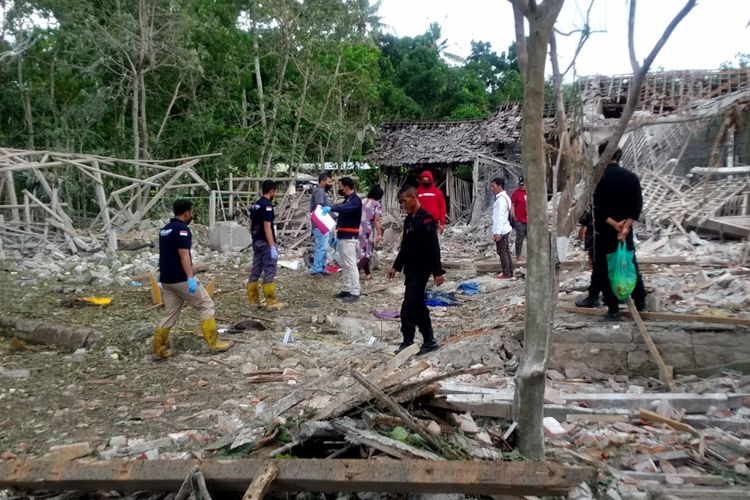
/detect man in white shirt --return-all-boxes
[491,177,513,279]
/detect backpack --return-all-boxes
[504,194,516,230]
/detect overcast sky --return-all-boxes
[378,0,750,76]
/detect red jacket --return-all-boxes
[416,171,446,226]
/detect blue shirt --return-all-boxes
[250,196,276,242]
[158,218,192,283]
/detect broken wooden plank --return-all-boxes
[242,461,278,500]
[639,408,700,435]
[351,369,465,459]
[431,391,745,417]
[314,361,429,421]
[618,471,727,486]
[558,305,750,327]
[331,418,444,460]
[0,459,595,496]
[628,298,678,391]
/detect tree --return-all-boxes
[509,0,697,460]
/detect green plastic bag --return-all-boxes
[606,241,637,300]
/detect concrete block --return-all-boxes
[209,222,252,252]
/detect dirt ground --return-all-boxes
[0,254,524,459]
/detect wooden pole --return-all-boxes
[627,298,678,391]
[209,190,217,228]
[3,171,20,221]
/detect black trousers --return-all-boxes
[400,271,435,345]
[591,243,646,312]
[495,235,513,277]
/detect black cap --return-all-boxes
[518,176,525,185]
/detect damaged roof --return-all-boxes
[366,105,524,167]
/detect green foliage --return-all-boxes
[1,1,525,182]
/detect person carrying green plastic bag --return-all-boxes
[607,241,637,300]
[589,141,647,321]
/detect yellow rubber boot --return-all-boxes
[246,281,261,307]
[262,282,285,310]
[200,317,233,353]
[152,327,172,360]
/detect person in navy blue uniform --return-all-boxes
[387,187,445,355]
[323,176,362,302]
[152,199,233,359]
[247,180,284,309]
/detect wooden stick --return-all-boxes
[627,298,678,391]
[350,369,465,459]
[241,462,279,500]
[639,408,699,435]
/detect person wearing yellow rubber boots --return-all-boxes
[247,180,284,309]
[152,199,233,359]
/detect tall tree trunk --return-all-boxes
[17,56,35,150]
[261,35,292,176]
[510,0,564,461]
[252,20,267,129]
[290,65,311,166]
[132,76,140,160]
[139,72,150,158]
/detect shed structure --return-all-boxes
[367,105,526,225]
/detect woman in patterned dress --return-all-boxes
[357,185,384,280]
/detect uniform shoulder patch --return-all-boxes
[422,217,434,224]
[266,206,273,211]
[160,228,173,236]
[179,230,189,237]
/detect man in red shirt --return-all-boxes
[510,176,528,262]
[416,170,447,233]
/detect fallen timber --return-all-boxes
[0,458,595,496]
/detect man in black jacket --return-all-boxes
[591,142,647,320]
[388,187,445,354]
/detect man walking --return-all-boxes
[152,199,233,359]
[510,176,528,262]
[591,142,647,320]
[491,177,513,279]
[388,187,444,355]
[416,170,447,234]
[324,176,362,302]
[310,172,333,277]
[247,180,284,309]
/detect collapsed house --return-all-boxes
[367,68,750,238]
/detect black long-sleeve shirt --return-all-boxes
[592,162,643,254]
[330,193,362,239]
[393,208,444,277]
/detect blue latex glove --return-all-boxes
[270,245,279,261]
[321,206,331,216]
[187,276,198,294]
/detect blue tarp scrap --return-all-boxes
[424,290,460,307]
[457,281,480,295]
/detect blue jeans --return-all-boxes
[311,227,329,274]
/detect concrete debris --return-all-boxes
[0,164,749,499]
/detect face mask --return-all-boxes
[338,189,345,196]
[421,180,431,187]
[185,216,193,225]
[325,184,332,192]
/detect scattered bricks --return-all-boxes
[543,417,567,437]
[44,442,91,462]
[450,413,479,434]
[475,432,493,447]
[0,367,30,380]
[427,421,441,435]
